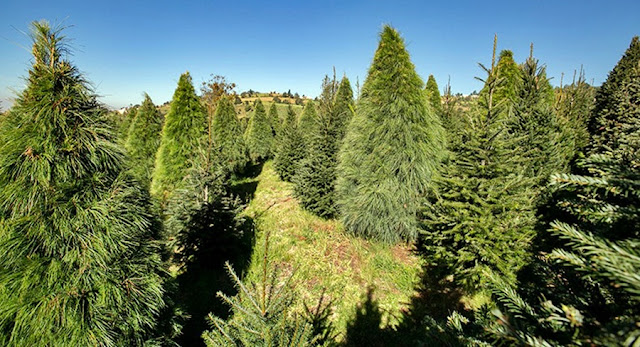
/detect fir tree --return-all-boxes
[202,235,316,346]
[482,40,640,346]
[125,93,163,185]
[294,77,339,217]
[0,21,166,346]
[421,38,536,288]
[479,49,521,111]
[589,36,640,153]
[424,74,442,115]
[118,105,137,142]
[212,97,248,174]
[151,72,207,200]
[333,76,355,142]
[298,100,319,145]
[274,105,304,182]
[336,26,445,243]
[267,102,280,137]
[510,50,570,189]
[244,99,273,163]
[555,68,595,153]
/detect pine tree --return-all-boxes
[589,36,640,153]
[421,38,536,289]
[0,21,166,346]
[151,72,207,200]
[212,97,248,174]
[267,102,280,137]
[244,99,274,163]
[335,26,445,243]
[202,236,316,346]
[274,105,304,182]
[298,100,319,145]
[125,93,163,185]
[555,68,595,153]
[424,74,442,115]
[118,105,137,142]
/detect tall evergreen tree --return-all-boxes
[244,99,273,163]
[125,93,163,185]
[555,68,595,153]
[336,26,445,243]
[298,100,319,145]
[421,39,536,288]
[333,76,355,142]
[118,105,137,142]
[0,21,166,346]
[294,76,342,217]
[274,105,304,182]
[589,36,640,154]
[510,50,570,189]
[424,74,442,115]
[212,97,248,174]
[267,102,280,137]
[151,72,207,200]
[484,58,640,346]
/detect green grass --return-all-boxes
[236,161,423,340]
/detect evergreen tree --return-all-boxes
[212,97,248,174]
[333,76,355,142]
[125,93,163,185]
[294,74,354,217]
[0,21,166,346]
[555,68,595,153]
[274,105,304,182]
[151,72,207,200]
[479,49,521,111]
[267,102,280,137]
[202,236,316,346]
[118,105,137,142]
[424,74,442,115]
[244,99,273,163]
[481,40,640,346]
[421,38,536,288]
[298,100,319,145]
[336,26,445,243]
[510,50,570,189]
[589,36,640,153]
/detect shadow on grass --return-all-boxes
[341,264,469,346]
[173,203,257,346]
[230,161,264,203]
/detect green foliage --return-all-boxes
[421,41,537,289]
[268,102,281,137]
[0,21,166,346]
[202,238,316,346]
[274,105,305,182]
[510,52,571,189]
[118,105,137,142]
[589,36,640,152]
[212,97,248,174]
[298,100,319,145]
[483,42,640,347]
[151,72,207,200]
[479,49,521,111]
[125,93,163,185]
[555,68,595,153]
[336,25,445,243]
[245,99,274,163]
[333,76,355,142]
[424,74,442,114]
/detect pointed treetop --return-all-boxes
[425,74,442,113]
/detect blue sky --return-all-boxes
[1,0,639,109]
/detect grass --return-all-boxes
[235,161,423,340]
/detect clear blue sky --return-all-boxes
[1,0,639,109]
